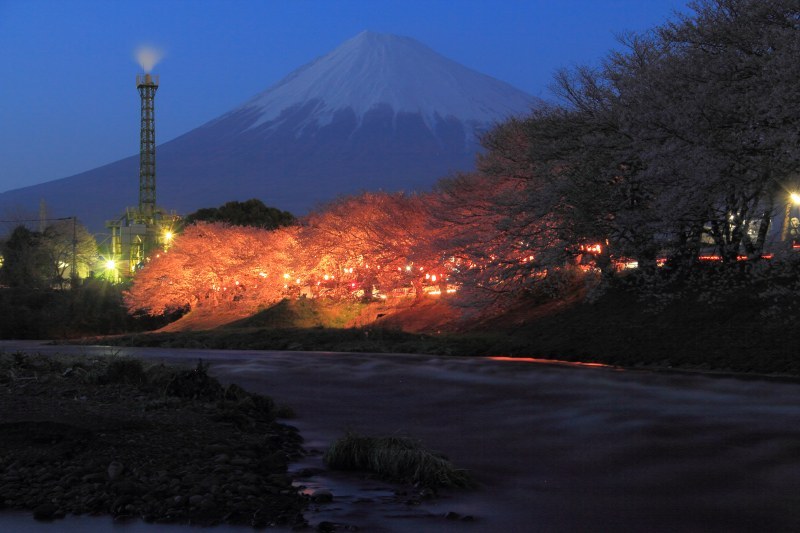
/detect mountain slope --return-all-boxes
[242,31,533,129]
[0,31,537,231]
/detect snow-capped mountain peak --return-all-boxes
[243,31,534,130]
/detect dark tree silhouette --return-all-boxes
[184,199,296,230]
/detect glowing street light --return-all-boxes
[104,258,119,283]
[781,191,800,243]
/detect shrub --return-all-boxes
[165,360,224,401]
[102,357,146,385]
[323,432,472,489]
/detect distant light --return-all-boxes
[164,230,173,241]
[791,192,800,205]
[105,259,116,270]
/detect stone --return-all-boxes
[112,480,140,495]
[81,472,106,483]
[32,503,58,521]
[311,489,333,503]
[111,495,132,514]
[107,461,124,481]
[418,487,436,499]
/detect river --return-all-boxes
[2,340,799,531]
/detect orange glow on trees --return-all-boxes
[300,191,449,301]
[124,181,594,318]
[124,222,301,315]
[124,192,465,316]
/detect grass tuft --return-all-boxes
[102,357,146,385]
[323,432,473,489]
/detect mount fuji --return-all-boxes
[0,31,537,231]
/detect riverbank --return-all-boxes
[3,341,800,531]
[0,352,306,528]
[84,285,800,377]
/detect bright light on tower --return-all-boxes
[791,192,800,205]
[105,259,116,270]
[164,230,173,241]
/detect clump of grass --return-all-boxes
[101,357,146,385]
[323,432,473,489]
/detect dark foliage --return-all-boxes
[101,357,146,385]
[0,226,50,289]
[184,199,296,229]
[0,280,183,339]
[165,360,224,401]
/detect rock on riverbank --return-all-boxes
[0,352,307,528]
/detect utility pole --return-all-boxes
[71,216,78,287]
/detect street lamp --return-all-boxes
[104,259,119,283]
[781,192,800,243]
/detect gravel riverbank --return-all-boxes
[0,352,307,528]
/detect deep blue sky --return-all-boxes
[0,0,690,193]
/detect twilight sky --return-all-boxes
[0,0,690,194]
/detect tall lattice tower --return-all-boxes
[136,73,158,220]
[105,69,178,278]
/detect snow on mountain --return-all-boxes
[0,32,539,232]
[243,31,534,132]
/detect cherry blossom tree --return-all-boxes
[300,192,446,301]
[124,222,301,315]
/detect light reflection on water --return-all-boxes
[487,355,615,368]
